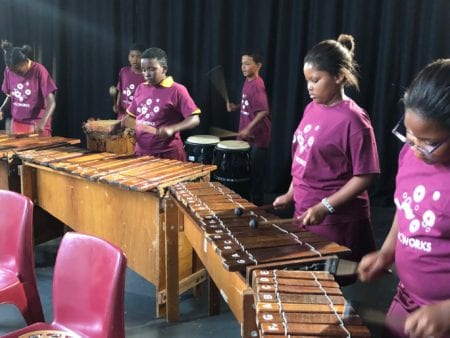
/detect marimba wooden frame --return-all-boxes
[19,162,208,320]
[168,195,258,338]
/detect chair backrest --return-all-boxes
[52,232,127,338]
[0,189,34,281]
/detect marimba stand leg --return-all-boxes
[208,277,220,315]
[165,199,180,321]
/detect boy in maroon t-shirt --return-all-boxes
[113,44,145,120]
[124,47,200,161]
[227,52,272,205]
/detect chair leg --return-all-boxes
[20,282,45,324]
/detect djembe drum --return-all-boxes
[185,135,220,164]
[212,140,251,199]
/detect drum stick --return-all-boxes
[206,65,229,103]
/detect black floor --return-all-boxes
[0,204,397,337]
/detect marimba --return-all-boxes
[0,133,79,190]
[17,147,216,320]
[168,182,352,337]
[253,269,371,337]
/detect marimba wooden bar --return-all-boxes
[253,270,371,337]
[168,182,351,337]
[17,147,216,320]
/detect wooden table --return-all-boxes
[18,149,216,320]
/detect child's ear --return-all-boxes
[335,73,345,84]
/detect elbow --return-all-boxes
[191,114,200,128]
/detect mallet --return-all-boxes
[248,217,302,229]
[233,204,275,217]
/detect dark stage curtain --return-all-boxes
[1,0,449,203]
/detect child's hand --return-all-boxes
[273,194,293,210]
[226,101,239,112]
[358,251,390,281]
[297,202,328,225]
[405,300,450,338]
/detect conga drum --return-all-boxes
[184,135,220,164]
[212,140,251,198]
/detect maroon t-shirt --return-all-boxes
[238,76,271,148]
[127,76,200,155]
[291,99,380,223]
[116,66,144,118]
[2,62,57,123]
[394,145,450,305]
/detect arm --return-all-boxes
[273,181,294,209]
[238,110,269,139]
[226,101,240,112]
[299,173,376,225]
[113,91,120,114]
[0,96,10,121]
[36,92,56,133]
[358,212,398,281]
[122,113,136,129]
[157,114,200,138]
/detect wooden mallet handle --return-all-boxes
[249,217,302,229]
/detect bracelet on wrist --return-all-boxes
[321,198,335,214]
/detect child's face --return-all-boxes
[303,62,343,106]
[141,58,166,85]
[128,50,142,70]
[10,60,29,76]
[241,55,260,79]
[404,109,450,165]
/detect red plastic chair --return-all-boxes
[0,189,44,325]
[1,232,127,338]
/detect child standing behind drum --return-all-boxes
[0,40,57,136]
[358,59,450,338]
[124,47,200,161]
[227,52,271,205]
[273,34,380,263]
[114,43,145,120]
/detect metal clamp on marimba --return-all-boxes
[252,269,371,337]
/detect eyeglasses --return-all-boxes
[392,116,448,158]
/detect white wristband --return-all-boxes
[321,198,335,214]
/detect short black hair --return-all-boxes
[141,47,168,70]
[129,43,145,53]
[242,51,263,64]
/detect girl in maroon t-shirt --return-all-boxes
[359,59,450,338]
[0,41,57,136]
[274,35,380,266]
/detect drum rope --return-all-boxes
[311,272,351,338]
[273,270,288,336]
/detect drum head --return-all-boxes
[186,135,220,145]
[216,140,250,150]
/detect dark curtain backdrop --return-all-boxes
[1,0,449,203]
